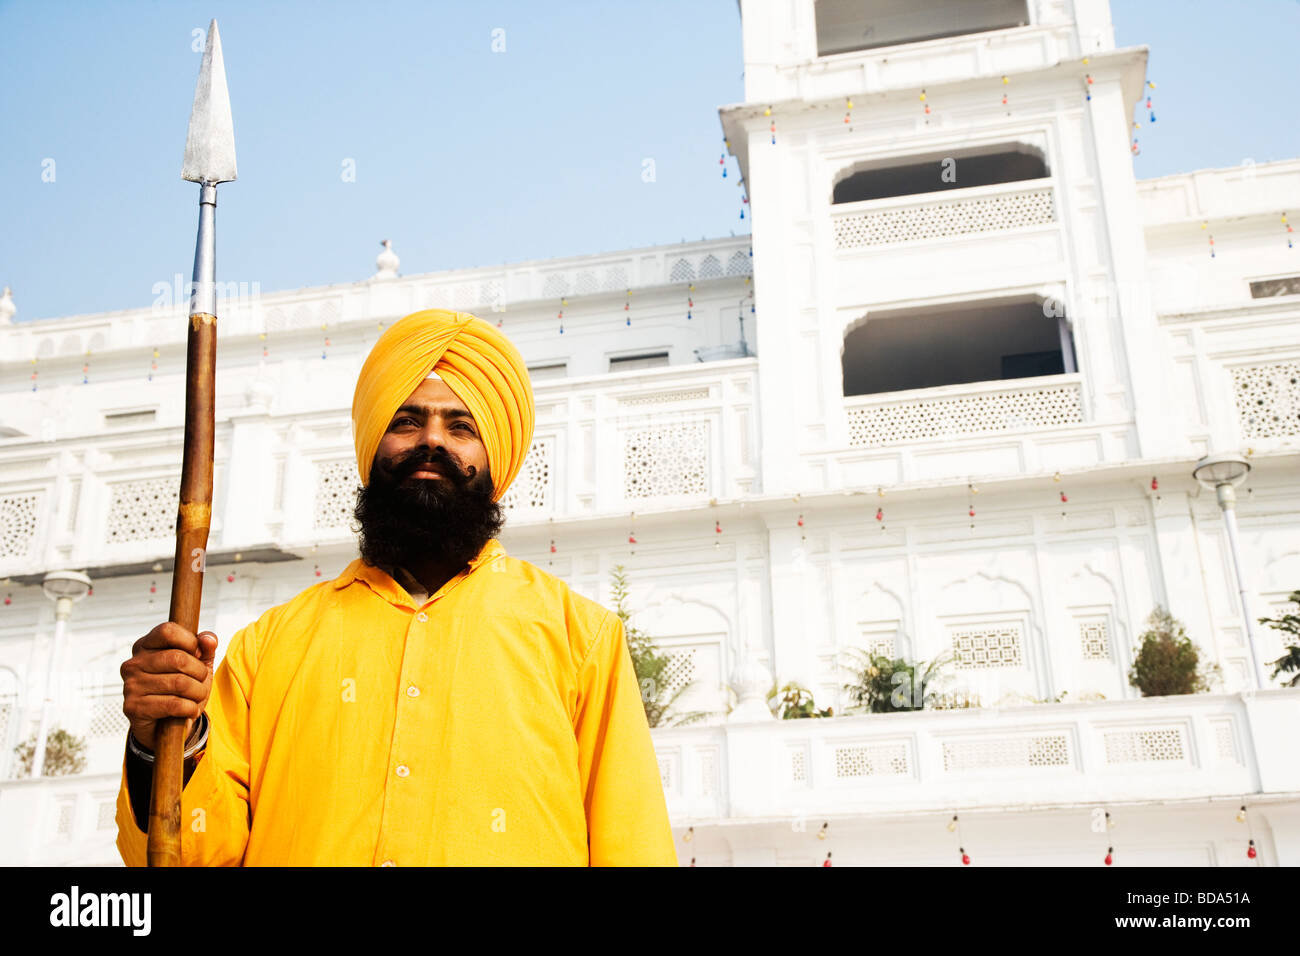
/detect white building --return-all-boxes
[1,0,1298,866]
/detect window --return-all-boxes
[527,363,567,382]
[816,0,1029,57]
[1249,276,1300,298]
[609,352,670,373]
[842,296,1075,397]
[104,408,157,428]
[832,146,1048,205]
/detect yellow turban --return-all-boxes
[351,309,534,501]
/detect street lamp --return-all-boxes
[31,570,92,777]
[1191,453,1265,690]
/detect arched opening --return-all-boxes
[816,0,1029,57]
[832,144,1048,205]
[842,296,1076,397]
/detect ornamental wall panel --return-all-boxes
[940,733,1072,772]
[1232,359,1300,439]
[0,492,42,561]
[832,185,1056,250]
[313,459,360,532]
[846,379,1083,447]
[622,421,710,499]
[105,477,179,545]
[501,437,554,515]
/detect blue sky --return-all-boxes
[2,0,1297,323]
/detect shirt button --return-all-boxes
[395,764,410,777]
[407,685,420,698]
[416,612,428,623]
[381,860,396,867]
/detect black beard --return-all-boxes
[353,445,503,574]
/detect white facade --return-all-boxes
[1,0,1298,866]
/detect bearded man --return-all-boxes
[115,309,677,866]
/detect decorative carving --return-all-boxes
[87,692,129,738]
[834,742,910,777]
[0,492,40,559]
[106,477,180,544]
[942,734,1071,771]
[314,459,360,531]
[1078,618,1112,661]
[500,438,553,515]
[1103,728,1185,764]
[833,186,1056,249]
[847,380,1083,446]
[951,623,1024,669]
[623,422,709,498]
[618,387,710,407]
[1232,359,1300,438]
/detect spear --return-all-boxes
[148,18,237,867]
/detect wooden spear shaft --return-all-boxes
[148,19,236,867]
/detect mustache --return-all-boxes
[389,446,472,486]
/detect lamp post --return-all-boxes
[31,570,92,777]
[1191,454,1265,689]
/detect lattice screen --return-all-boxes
[1212,720,1240,764]
[699,255,722,279]
[542,273,569,297]
[55,798,76,839]
[790,746,808,784]
[661,648,697,698]
[314,459,360,531]
[833,186,1056,249]
[602,266,629,291]
[1078,618,1111,661]
[623,422,709,498]
[0,492,40,559]
[670,259,695,282]
[657,752,677,794]
[860,627,897,660]
[500,438,553,515]
[1103,728,1185,764]
[951,624,1024,669]
[87,692,129,738]
[1232,359,1300,438]
[833,742,910,778]
[105,476,180,544]
[846,381,1082,447]
[97,799,118,831]
[725,250,753,276]
[941,734,1070,772]
[618,387,710,407]
[698,748,717,796]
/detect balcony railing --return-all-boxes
[844,374,1083,448]
[831,178,1056,251]
[652,690,1299,823]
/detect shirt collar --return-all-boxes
[331,538,506,607]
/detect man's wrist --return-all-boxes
[127,713,209,763]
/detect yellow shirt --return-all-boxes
[115,539,678,866]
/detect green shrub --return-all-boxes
[1259,590,1300,688]
[770,682,833,719]
[841,648,948,713]
[1128,607,1216,696]
[14,727,88,777]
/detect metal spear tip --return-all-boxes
[182,19,237,184]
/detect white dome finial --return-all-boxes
[374,239,399,280]
[0,287,14,325]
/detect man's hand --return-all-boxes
[121,623,218,751]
